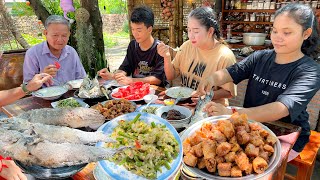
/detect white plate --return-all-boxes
[94,112,183,180]
[51,97,89,108]
[165,86,194,101]
[32,86,68,100]
[111,86,155,101]
[103,80,122,87]
[66,79,83,89]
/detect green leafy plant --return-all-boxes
[10,2,34,16]
[21,34,45,46]
[98,0,127,14]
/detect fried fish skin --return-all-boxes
[17,107,105,128]
[1,118,115,145]
[0,130,126,168]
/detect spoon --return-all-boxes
[144,96,157,110]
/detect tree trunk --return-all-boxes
[29,0,50,24]
[80,0,106,75]
[0,0,30,49]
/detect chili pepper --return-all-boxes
[135,140,141,149]
[54,62,61,69]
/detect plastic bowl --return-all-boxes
[143,94,158,104]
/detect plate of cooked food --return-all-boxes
[92,99,136,120]
[180,113,281,180]
[93,112,183,180]
[135,104,164,114]
[111,82,155,101]
[165,86,194,101]
[51,97,89,108]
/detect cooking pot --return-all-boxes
[243,33,267,46]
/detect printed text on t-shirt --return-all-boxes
[252,74,287,89]
[181,61,207,90]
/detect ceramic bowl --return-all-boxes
[155,105,192,129]
[143,94,158,104]
[165,86,194,101]
[66,79,83,89]
[32,86,68,100]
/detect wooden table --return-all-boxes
[1,85,301,180]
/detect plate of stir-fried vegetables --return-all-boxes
[94,112,183,180]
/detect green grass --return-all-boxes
[103,31,129,48]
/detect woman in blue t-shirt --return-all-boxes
[198,3,320,161]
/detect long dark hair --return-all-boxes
[275,3,320,59]
[188,7,225,44]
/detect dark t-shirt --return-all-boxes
[227,49,320,152]
[119,39,165,86]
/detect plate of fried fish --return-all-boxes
[180,113,281,180]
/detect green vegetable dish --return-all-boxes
[141,106,158,114]
[105,116,179,179]
[57,98,81,108]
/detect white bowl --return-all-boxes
[143,94,158,104]
[32,86,68,100]
[66,79,83,89]
[165,86,194,101]
[155,105,192,129]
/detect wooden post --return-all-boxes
[178,0,183,46]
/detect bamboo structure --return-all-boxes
[127,0,215,46]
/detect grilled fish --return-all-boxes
[0,129,128,168]
[0,118,115,145]
[17,107,105,129]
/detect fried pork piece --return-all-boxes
[216,142,232,157]
[231,143,241,152]
[202,139,216,159]
[200,122,213,134]
[217,120,235,139]
[208,129,227,143]
[192,142,203,157]
[253,157,268,174]
[197,157,206,169]
[259,149,269,162]
[245,163,253,175]
[217,162,232,177]
[229,112,248,127]
[249,131,264,146]
[229,136,237,144]
[263,144,275,156]
[183,152,198,167]
[231,166,243,177]
[259,129,269,138]
[215,156,225,164]
[225,151,236,162]
[236,129,250,145]
[245,143,259,157]
[189,131,205,146]
[183,139,192,155]
[205,157,217,173]
[266,134,277,145]
[249,122,263,131]
[235,151,250,171]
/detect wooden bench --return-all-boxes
[285,130,320,180]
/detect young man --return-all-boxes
[23,15,86,86]
[99,6,165,86]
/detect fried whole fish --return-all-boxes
[0,129,128,168]
[17,107,105,129]
[0,118,115,145]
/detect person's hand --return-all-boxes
[0,160,27,180]
[197,76,214,96]
[26,73,53,91]
[191,91,201,103]
[43,64,58,77]
[203,102,231,116]
[98,68,114,80]
[157,42,171,59]
[114,73,133,85]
